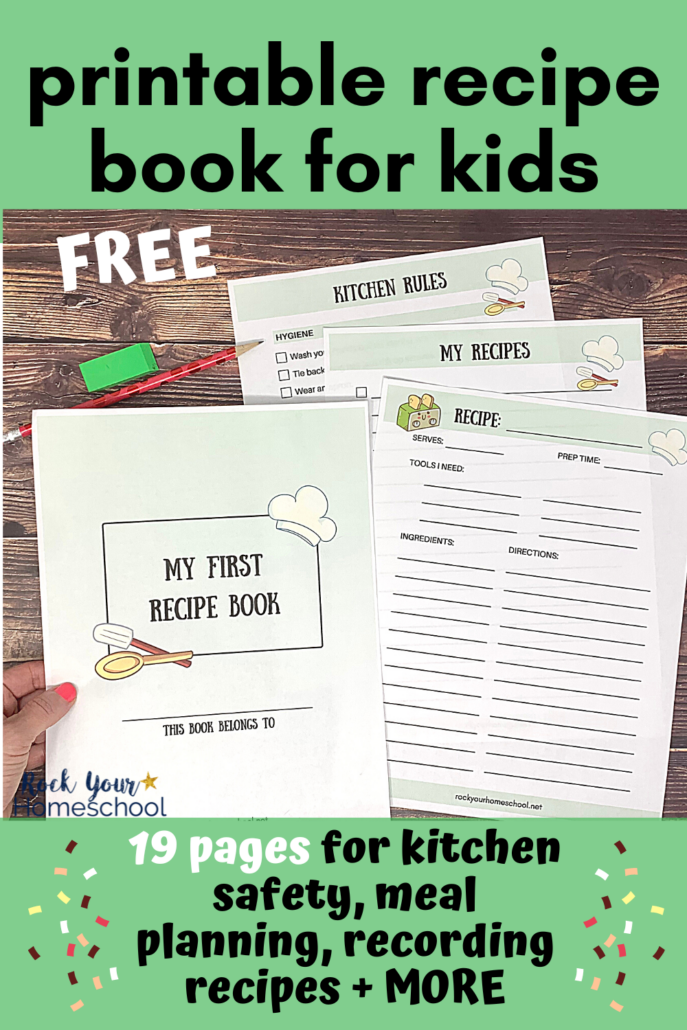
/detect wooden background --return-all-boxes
[4,208,687,817]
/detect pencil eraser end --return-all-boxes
[80,344,159,392]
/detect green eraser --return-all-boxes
[79,343,159,392]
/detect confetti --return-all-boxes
[28,906,42,915]
[70,1000,84,1012]
[77,934,89,948]
[65,841,78,854]
[624,921,632,934]
[610,1001,623,1013]
[618,944,627,958]
[109,968,118,981]
[584,917,598,928]
[81,896,90,909]
[602,896,612,910]
[58,891,71,904]
[605,935,616,947]
[83,869,97,880]
[591,977,601,991]
[622,892,635,905]
[653,947,665,960]
[67,944,76,957]
[61,920,69,934]
[28,947,40,960]
[625,868,638,876]
[88,945,100,959]
[95,916,109,927]
[616,972,626,986]
[651,906,665,915]
[614,841,627,854]
[593,946,605,959]
[68,972,78,986]
[55,868,68,876]
[575,968,584,982]
[93,977,103,990]
[595,869,609,880]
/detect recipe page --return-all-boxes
[373,378,687,817]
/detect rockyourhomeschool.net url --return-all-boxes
[455,794,543,811]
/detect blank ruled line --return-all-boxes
[502,607,646,628]
[389,646,485,663]
[445,444,504,455]
[604,465,662,475]
[542,499,642,515]
[385,664,483,680]
[423,501,519,517]
[386,719,477,736]
[539,534,637,551]
[399,557,496,573]
[491,715,636,737]
[500,624,645,647]
[389,759,474,772]
[388,739,475,754]
[390,629,487,645]
[540,516,639,533]
[422,519,518,535]
[497,641,643,665]
[424,483,521,499]
[396,574,493,590]
[394,592,491,609]
[505,570,650,593]
[383,682,481,699]
[495,660,641,683]
[506,429,642,448]
[392,609,489,627]
[504,588,648,611]
[493,678,640,702]
[491,697,638,719]
[385,701,480,717]
[487,732,634,756]
[485,751,632,774]
[484,770,631,793]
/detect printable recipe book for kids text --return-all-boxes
[373,379,687,818]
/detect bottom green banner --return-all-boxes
[1,819,681,1027]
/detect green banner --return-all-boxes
[1,819,680,1027]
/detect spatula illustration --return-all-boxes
[93,623,192,668]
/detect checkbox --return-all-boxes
[356,386,368,398]
[280,386,293,399]
[276,352,287,364]
[278,369,290,381]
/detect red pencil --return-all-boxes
[3,341,262,443]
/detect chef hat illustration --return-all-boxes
[485,258,528,296]
[268,485,337,546]
[648,429,687,467]
[582,335,624,373]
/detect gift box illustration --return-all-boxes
[396,393,441,431]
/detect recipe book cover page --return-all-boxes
[1,1,685,1027]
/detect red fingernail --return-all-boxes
[55,683,77,703]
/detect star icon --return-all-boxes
[141,772,158,791]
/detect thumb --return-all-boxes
[7,683,77,755]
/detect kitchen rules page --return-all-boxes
[33,403,389,818]
[228,238,553,404]
[372,379,687,818]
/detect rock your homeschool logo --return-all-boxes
[15,768,168,817]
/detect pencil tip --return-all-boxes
[234,339,263,357]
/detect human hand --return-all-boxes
[3,661,77,817]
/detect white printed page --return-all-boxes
[228,238,553,403]
[34,403,390,818]
[325,320,646,418]
[373,378,687,818]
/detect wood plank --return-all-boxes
[5,209,687,341]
